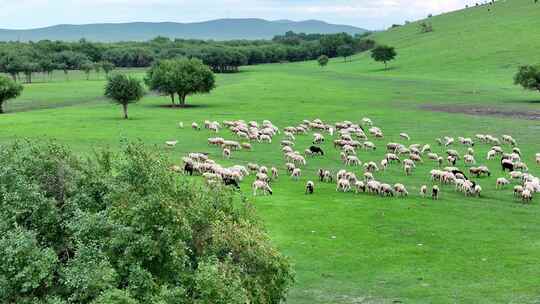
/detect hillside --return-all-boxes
[0,19,366,42]
[352,0,540,83]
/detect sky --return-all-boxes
[0,0,474,30]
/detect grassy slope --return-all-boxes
[1,1,540,303]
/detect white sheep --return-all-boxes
[192,122,201,130]
[222,148,231,159]
[165,140,178,148]
[399,133,410,141]
[291,168,302,180]
[522,189,533,203]
[496,178,510,189]
[394,184,408,197]
[536,153,540,165]
[271,167,279,180]
[178,122,184,128]
[252,180,272,196]
[420,185,428,198]
[464,154,476,165]
[346,156,361,166]
[337,178,351,192]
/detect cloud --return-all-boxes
[0,0,474,29]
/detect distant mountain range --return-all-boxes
[0,19,367,42]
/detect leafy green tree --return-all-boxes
[337,45,355,62]
[104,74,145,119]
[101,61,116,76]
[145,60,178,106]
[0,141,294,304]
[371,45,397,70]
[81,61,94,80]
[514,65,540,93]
[93,62,102,77]
[145,58,215,107]
[0,75,24,113]
[39,58,56,80]
[21,61,40,83]
[317,55,329,67]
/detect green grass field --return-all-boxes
[2,1,540,303]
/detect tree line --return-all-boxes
[0,32,375,82]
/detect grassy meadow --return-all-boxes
[2,1,540,303]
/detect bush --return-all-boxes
[0,140,294,304]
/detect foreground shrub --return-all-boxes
[0,141,294,304]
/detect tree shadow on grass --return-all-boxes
[367,66,399,73]
[503,98,540,105]
[146,103,216,109]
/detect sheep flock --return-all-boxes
[171,118,538,204]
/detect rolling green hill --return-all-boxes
[0,19,366,42]
[352,0,540,83]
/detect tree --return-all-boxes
[101,61,116,76]
[93,62,102,77]
[145,60,178,106]
[337,45,355,62]
[145,58,215,107]
[514,65,540,93]
[419,21,433,33]
[0,141,294,303]
[104,74,145,119]
[21,61,40,83]
[317,55,329,68]
[371,45,397,70]
[0,75,24,113]
[39,58,56,80]
[81,62,94,80]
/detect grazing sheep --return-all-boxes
[252,180,272,196]
[282,146,293,154]
[410,154,423,163]
[241,142,252,151]
[536,153,540,165]
[354,181,366,193]
[473,185,483,197]
[469,166,491,178]
[380,184,394,197]
[178,122,184,128]
[404,164,413,176]
[281,140,295,147]
[223,148,231,159]
[291,168,302,180]
[247,163,260,173]
[363,141,377,151]
[165,140,178,148]
[309,146,325,155]
[400,133,410,141]
[380,159,389,171]
[362,117,373,126]
[385,153,401,163]
[285,163,296,174]
[284,132,296,141]
[509,171,523,180]
[258,134,272,143]
[346,156,361,166]
[394,184,408,197]
[420,185,428,198]
[502,135,516,146]
[364,172,374,182]
[256,173,270,183]
[337,179,351,192]
[192,122,201,130]
[364,161,379,173]
[313,133,325,144]
[367,180,381,194]
[271,167,279,180]
[501,159,514,172]
[521,189,533,203]
[514,185,524,198]
[305,181,315,194]
[496,178,510,189]
[432,185,440,200]
[467,147,475,156]
[464,154,476,165]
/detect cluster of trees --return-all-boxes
[0,32,375,81]
[514,65,540,94]
[104,58,216,119]
[0,140,294,303]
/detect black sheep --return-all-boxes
[309,146,325,155]
[223,177,240,189]
[305,182,314,194]
[502,161,514,172]
[184,162,194,176]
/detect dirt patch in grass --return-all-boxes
[421,104,540,120]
